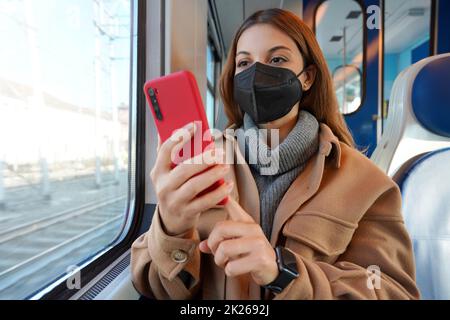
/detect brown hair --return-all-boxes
[219,8,355,147]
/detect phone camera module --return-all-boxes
[148,87,163,121]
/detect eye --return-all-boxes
[237,60,250,68]
[270,56,287,65]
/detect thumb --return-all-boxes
[156,135,162,153]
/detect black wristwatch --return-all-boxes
[263,246,299,294]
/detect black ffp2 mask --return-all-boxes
[233,62,305,124]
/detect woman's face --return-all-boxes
[234,23,315,129]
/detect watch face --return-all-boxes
[263,247,299,293]
[278,247,299,277]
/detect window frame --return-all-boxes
[313,0,367,116]
[380,0,437,132]
[31,0,147,300]
[206,36,220,128]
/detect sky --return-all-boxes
[0,0,132,111]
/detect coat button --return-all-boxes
[171,249,188,263]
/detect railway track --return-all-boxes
[0,171,123,213]
[0,171,127,232]
[0,196,128,299]
[0,195,126,243]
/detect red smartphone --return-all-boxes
[144,70,228,205]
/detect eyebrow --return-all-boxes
[268,45,292,54]
[236,50,251,57]
[236,45,292,58]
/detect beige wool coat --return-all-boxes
[131,123,420,300]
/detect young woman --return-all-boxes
[131,9,420,300]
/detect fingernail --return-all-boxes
[227,181,234,192]
[199,240,208,252]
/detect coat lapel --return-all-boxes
[270,124,342,246]
[223,129,261,224]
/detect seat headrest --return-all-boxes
[412,56,450,138]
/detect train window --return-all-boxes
[206,89,215,129]
[206,40,219,128]
[315,0,364,114]
[0,0,134,299]
[383,0,432,130]
[332,65,362,114]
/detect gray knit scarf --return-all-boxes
[236,110,320,239]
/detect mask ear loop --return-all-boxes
[296,68,306,78]
[294,64,314,88]
[288,68,306,85]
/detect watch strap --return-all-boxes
[263,246,299,294]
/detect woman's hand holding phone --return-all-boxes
[150,123,234,236]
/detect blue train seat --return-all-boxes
[372,54,450,299]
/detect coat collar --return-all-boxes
[223,123,342,245]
